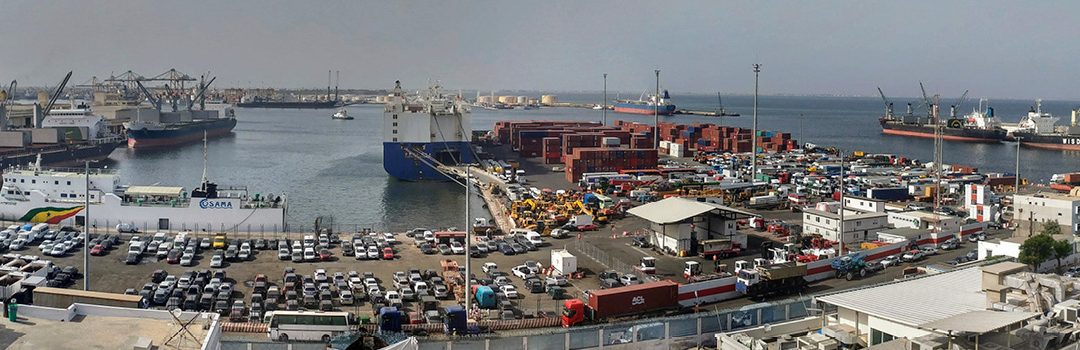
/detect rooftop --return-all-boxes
[2,313,210,349]
[892,210,958,222]
[626,197,756,224]
[1016,192,1080,202]
[803,208,888,220]
[817,266,987,328]
[876,227,931,239]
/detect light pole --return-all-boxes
[83,160,91,291]
[837,150,845,255]
[464,165,471,317]
[1014,137,1021,193]
[602,73,608,126]
[751,64,761,181]
[654,69,660,151]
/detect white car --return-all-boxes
[210,254,224,268]
[902,250,924,262]
[159,275,177,290]
[382,232,398,245]
[180,253,195,266]
[450,241,465,254]
[385,291,403,307]
[314,269,328,283]
[550,229,570,239]
[303,248,316,262]
[50,243,67,256]
[423,231,435,243]
[482,262,498,274]
[348,276,364,290]
[546,274,568,287]
[920,246,938,256]
[619,274,640,286]
[494,276,512,287]
[512,265,532,279]
[8,239,25,251]
[366,246,380,260]
[363,277,379,290]
[499,285,519,299]
[880,255,901,268]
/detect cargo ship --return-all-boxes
[124,105,237,148]
[878,102,1007,142]
[613,90,676,116]
[1010,101,1080,151]
[382,81,475,181]
[0,160,286,231]
[0,104,123,168]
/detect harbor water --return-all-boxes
[104,94,1079,230]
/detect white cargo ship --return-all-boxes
[0,163,286,233]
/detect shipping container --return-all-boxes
[867,187,910,201]
[586,280,678,319]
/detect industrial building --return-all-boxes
[801,206,889,243]
[1013,192,1080,235]
[626,197,755,256]
[888,210,962,233]
[718,261,1080,350]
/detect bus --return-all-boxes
[265,310,352,342]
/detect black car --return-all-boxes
[224,246,239,261]
[498,243,515,255]
[125,252,141,265]
[510,243,527,254]
[151,269,167,283]
[342,243,354,256]
[419,243,436,255]
[632,237,652,248]
[520,240,537,251]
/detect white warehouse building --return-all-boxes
[802,208,889,244]
[1013,192,1080,235]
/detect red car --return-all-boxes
[576,224,598,231]
[89,244,106,256]
[382,247,394,260]
[319,249,333,261]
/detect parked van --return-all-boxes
[525,231,544,246]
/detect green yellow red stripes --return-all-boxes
[19,206,84,224]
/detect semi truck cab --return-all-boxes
[561,299,585,327]
[638,257,656,274]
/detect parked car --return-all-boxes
[880,255,901,268]
[499,285,519,299]
[901,250,924,262]
[382,247,394,260]
[920,246,938,256]
[619,274,640,285]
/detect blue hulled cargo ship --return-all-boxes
[614,90,676,116]
[382,81,475,181]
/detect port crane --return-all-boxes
[41,71,73,118]
[876,87,894,119]
[919,82,944,231]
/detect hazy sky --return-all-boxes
[2,1,1078,99]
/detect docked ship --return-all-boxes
[613,90,676,116]
[1010,100,1080,150]
[0,104,123,169]
[0,160,286,231]
[124,103,237,148]
[382,81,475,181]
[878,101,1007,142]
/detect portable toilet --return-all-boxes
[475,286,496,309]
[379,306,402,333]
[444,305,467,335]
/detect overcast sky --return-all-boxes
[2,1,1078,99]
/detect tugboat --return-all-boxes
[331,108,353,120]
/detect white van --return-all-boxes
[525,231,544,246]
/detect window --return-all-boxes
[54,181,58,185]
[392,138,398,142]
[392,130,397,134]
[19,179,23,183]
[393,114,398,119]
[871,329,896,345]
[60,194,67,198]
[31,180,35,184]
[392,122,398,127]
[67,181,71,186]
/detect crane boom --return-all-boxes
[187,76,216,110]
[951,90,970,118]
[7,80,15,102]
[42,71,72,117]
[877,87,894,118]
[135,80,162,110]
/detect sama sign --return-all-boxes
[199,198,234,209]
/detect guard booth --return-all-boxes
[627,197,756,256]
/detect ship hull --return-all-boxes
[879,119,1006,142]
[383,141,475,181]
[0,141,121,169]
[613,103,676,116]
[236,101,341,109]
[0,195,285,232]
[127,118,237,148]
[1013,132,1080,151]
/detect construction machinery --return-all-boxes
[830,253,881,281]
[698,239,743,260]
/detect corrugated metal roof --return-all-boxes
[817,266,987,328]
[626,197,756,224]
[125,186,184,197]
[920,310,1039,334]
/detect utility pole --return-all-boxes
[654,69,660,151]
[838,150,845,255]
[602,73,608,126]
[83,160,90,291]
[751,64,761,180]
[1015,137,1022,193]
[463,165,471,317]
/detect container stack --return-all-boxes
[613,121,796,154]
[565,148,659,183]
[542,137,562,164]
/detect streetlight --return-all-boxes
[602,73,608,126]
[751,64,761,180]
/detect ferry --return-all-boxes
[613,90,676,116]
[382,81,475,181]
[0,160,286,232]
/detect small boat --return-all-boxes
[331,108,353,120]
[715,92,740,117]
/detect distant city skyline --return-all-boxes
[2,1,1078,100]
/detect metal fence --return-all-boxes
[566,239,659,283]
[412,297,815,350]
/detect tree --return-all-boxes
[1042,220,1063,237]
[1018,233,1055,269]
[1053,239,1074,273]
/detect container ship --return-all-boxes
[0,161,286,231]
[124,104,237,148]
[1010,101,1080,151]
[382,81,475,181]
[613,90,676,116]
[878,102,1007,142]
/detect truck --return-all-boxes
[568,215,593,230]
[830,253,881,281]
[698,239,743,259]
[746,195,780,209]
[561,280,679,327]
[683,261,731,282]
[735,260,807,300]
[637,256,656,274]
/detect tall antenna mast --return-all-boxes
[334,70,340,101]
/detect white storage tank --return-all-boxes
[516,96,528,105]
[541,95,558,105]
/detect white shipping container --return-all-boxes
[601,137,620,146]
[551,249,577,274]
